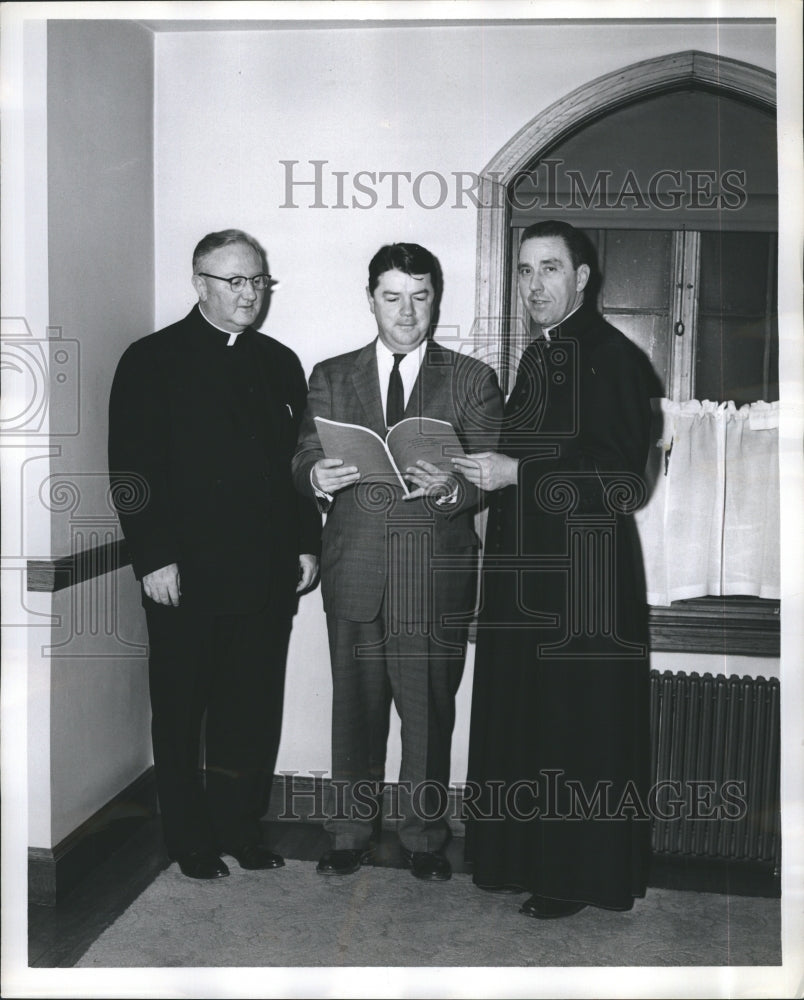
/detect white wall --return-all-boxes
[652,651,779,681]
[47,20,156,551]
[48,570,152,843]
[2,17,53,851]
[36,20,154,847]
[153,20,777,784]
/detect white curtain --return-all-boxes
[634,399,780,606]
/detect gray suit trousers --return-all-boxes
[325,594,467,853]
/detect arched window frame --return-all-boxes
[472,50,779,656]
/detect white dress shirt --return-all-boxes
[375,338,425,421]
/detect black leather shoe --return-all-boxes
[520,894,586,919]
[176,849,230,880]
[476,883,523,894]
[229,844,285,870]
[316,848,372,876]
[401,847,452,881]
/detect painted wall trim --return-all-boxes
[26,538,130,593]
[25,538,779,654]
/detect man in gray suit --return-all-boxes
[293,243,501,879]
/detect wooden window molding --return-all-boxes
[473,50,776,375]
[648,596,780,657]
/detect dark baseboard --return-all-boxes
[649,852,781,898]
[28,767,157,907]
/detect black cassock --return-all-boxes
[465,303,659,910]
[109,306,320,859]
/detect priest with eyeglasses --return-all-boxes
[109,229,320,880]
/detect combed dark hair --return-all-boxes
[192,229,265,272]
[520,220,592,271]
[367,243,443,303]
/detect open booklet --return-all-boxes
[314,415,466,496]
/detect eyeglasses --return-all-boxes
[196,272,273,292]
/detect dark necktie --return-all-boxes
[386,352,406,428]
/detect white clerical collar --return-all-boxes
[199,305,244,346]
[543,301,583,340]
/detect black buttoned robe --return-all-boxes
[109,306,320,859]
[465,304,658,910]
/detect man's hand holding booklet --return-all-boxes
[314,416,466,499]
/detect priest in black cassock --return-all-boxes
[108,230,320,880]
[453,220,658,919]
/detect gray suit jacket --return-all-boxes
[292,339,502,623]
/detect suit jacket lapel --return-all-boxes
[405,339,449,419]
[351,339,386,435]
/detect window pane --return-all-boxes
[696,316,775,404]
[594,229,672,392]
[699,232,774,314]
[600,231,673,310]
[696,232,778,405]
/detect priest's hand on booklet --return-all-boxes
[452,452,519,492]
[403,459,459,504]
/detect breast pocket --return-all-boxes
[274,400,299,452]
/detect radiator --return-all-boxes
[649,669,780,867]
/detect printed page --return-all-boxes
[386,416,465,476]
[314,416,407,490]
